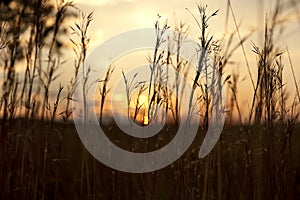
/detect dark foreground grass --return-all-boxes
[1,0,300,199]
[1,118,299,199]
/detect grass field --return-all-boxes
[0,0,300,199]
[1,119,300,199]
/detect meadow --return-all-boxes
[0,0,300,199]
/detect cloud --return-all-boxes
[76,0,135,7]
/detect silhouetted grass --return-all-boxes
[0,0,299,199]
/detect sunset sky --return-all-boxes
[67,0,300,120]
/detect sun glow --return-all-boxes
[138,95,149,108]
[143,115,149,125]
[138,95,150,125]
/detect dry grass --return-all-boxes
[0,0,300,199]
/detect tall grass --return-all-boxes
[0,0,299,199]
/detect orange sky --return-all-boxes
[55,0,300,122]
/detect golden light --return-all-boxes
[138,95,149,108]
[143,115,149,125]
[138,95,150,125]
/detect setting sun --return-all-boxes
[138,95,150,125]
[143,115,149,125]
[138,95,149,108]
[2,0,300,199]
